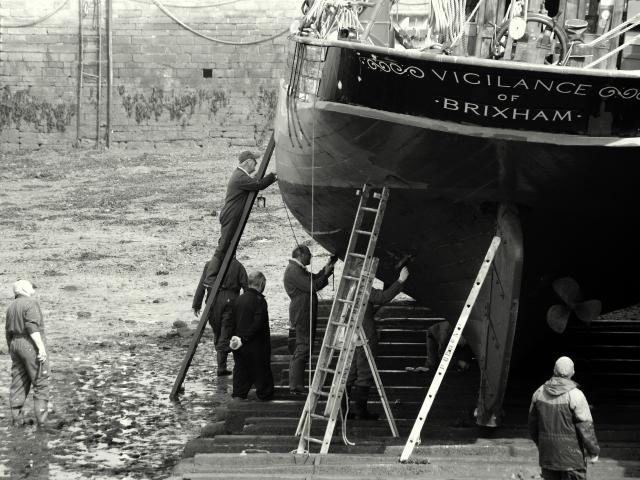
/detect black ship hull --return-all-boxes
[275,37,640,424]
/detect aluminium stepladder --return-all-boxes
[295,184,399,454]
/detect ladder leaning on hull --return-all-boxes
[295,184,398,454]
[400,236,502,462]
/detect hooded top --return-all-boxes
[528,376,600,471]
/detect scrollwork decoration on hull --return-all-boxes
[599,86,640,100]
[358,55,425,79]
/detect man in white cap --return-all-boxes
[528,356,600,480]
[5,280,50,428]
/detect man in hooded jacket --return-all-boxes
[528,356,600,480]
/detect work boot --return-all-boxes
[352,386,379,420]
[216,351,232,376]
[10,407,25,427]
[34,399,56,433]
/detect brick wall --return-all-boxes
[0,0,301,149]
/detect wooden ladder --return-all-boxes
[295,184,398,454]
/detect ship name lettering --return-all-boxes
[431,69,592,96]
[443,98,573,122]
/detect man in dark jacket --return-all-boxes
[528,356,600,480]
[345,266,409,420]
[228,271,274,401]
[5,280,50,428]
[284,245,335,394]
[203,151,277,287]
[193,257,248,376]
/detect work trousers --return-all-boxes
[347,315,379,388]
[207,289,239,372]
[541,468,587,480]
[232,343,274,400]
[288,315,317,390]
[204,215,241,285]
[9,336,50,409]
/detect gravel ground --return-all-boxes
[0,146,335,479]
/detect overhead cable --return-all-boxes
[150,0,289,45]
[1,0,70,28]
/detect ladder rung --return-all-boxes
[82,72,99,78]
[348,253,366,259]
[324,343,344,350]
[304,436,324,445]
[328,321,344,327]
[343,275,359,281]
[355,229,372,235]
[361,207,378,212]
[337,298,354,304]
[310,413,328,421]
[318,366,336,374]
[312,389,330,397]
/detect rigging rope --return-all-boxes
[281,195,301,247]
[1,0,70,28]
[128,0,246,8]
[150,0,289,45]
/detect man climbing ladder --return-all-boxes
[203,150,278,287]
[170,136,277,400]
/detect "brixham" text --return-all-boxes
[441,98,574,122]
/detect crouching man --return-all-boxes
[229,271,274,401]
[5,280,50,428]
[528,356,600,480]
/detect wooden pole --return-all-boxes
[106,0,112,147]
[169,135,276,400]
[76,0,83,144]
[96,0,102,147]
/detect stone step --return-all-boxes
[219,402,482,433]
[318,300,433,318]
[171,455,640,480]
[275,368,470,387]
[183,434,640,461]
[237,417,640,442]
[271,355,428,370]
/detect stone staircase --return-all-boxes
[171,300,640,479]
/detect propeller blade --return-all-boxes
[547,304,571,333]
[575,299,602,325]
[552,277,582,306]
